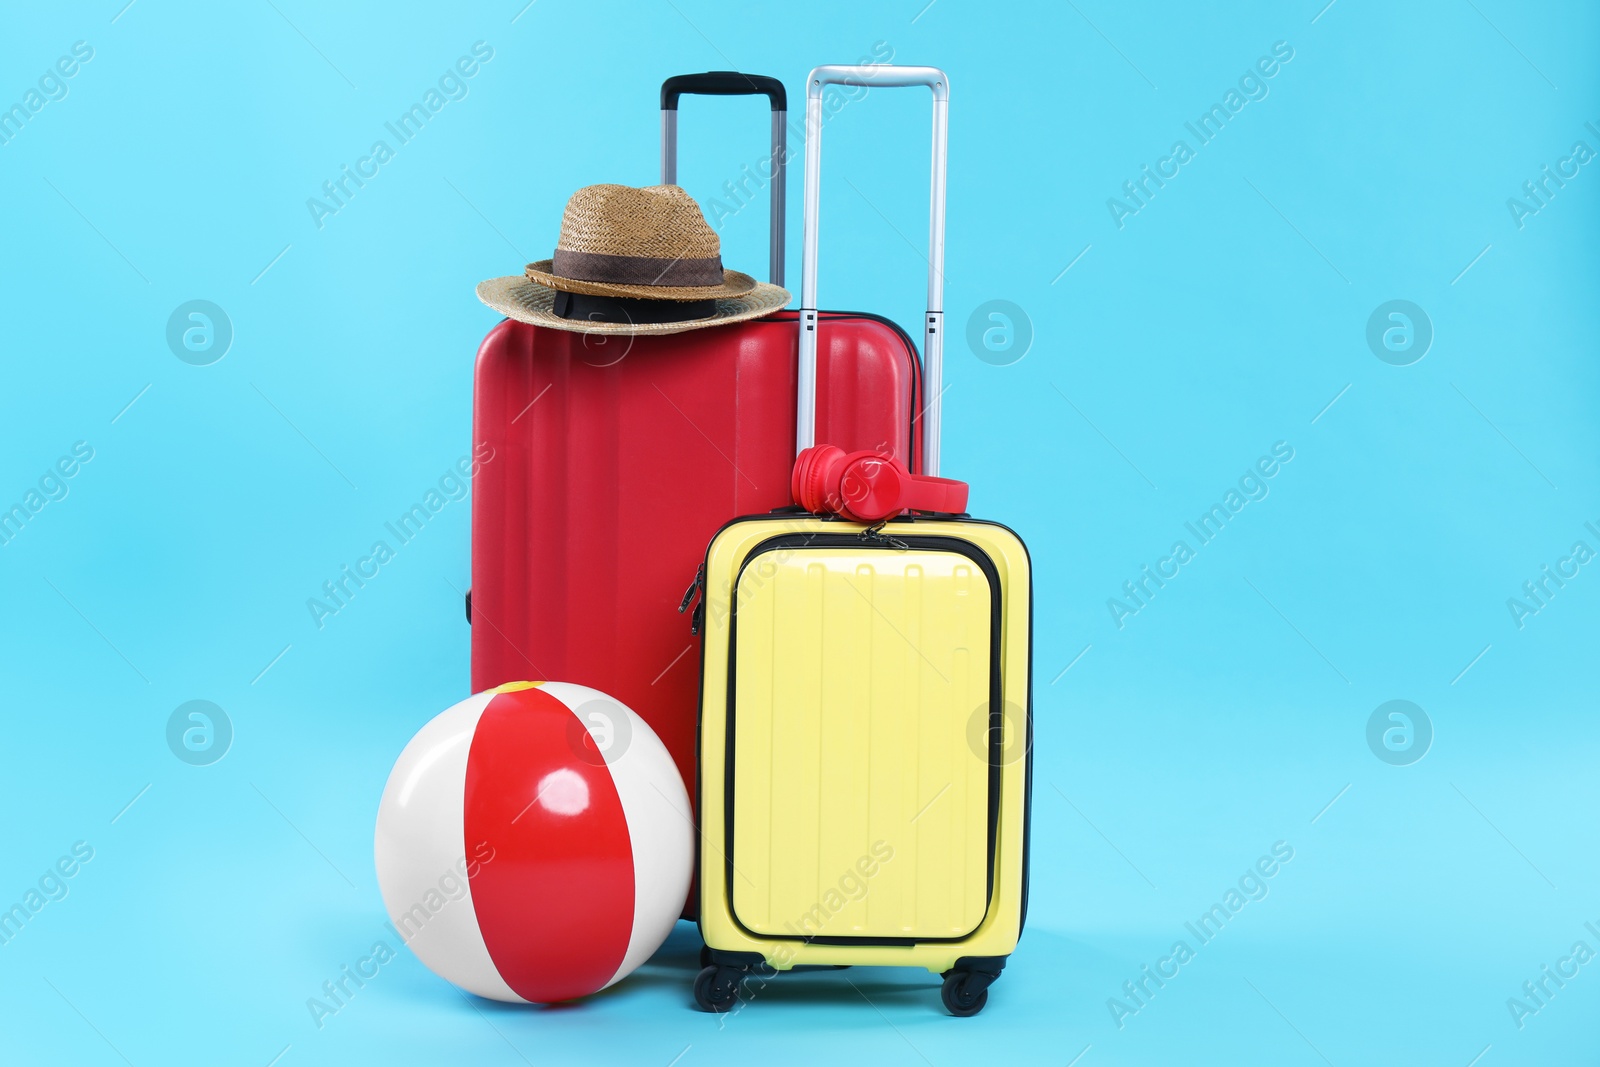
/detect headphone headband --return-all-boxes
[792,445,969,522]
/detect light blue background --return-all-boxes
[2,1,1596,1064]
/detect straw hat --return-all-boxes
[476,184,790,336]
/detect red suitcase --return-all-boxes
[468,74,925,874]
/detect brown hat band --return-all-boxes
[552,291,719,324]
[548,248,724,288]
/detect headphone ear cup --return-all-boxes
[790,449,813,508]
[792,445,845,514]
[836,452,908,522]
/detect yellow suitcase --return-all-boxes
[690,65,1033,1017]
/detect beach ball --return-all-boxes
[374,681,692,1003]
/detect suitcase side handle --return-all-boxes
[660,72,787,287]
[796,65,949,474]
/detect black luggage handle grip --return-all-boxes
[661,72,786,111]
[660,72,788,287]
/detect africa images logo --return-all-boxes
[1106,41,1295,229]
[0,40,94,148]
[1107,442,1295,628]
[305,42,495,230]
[306,446,493,629]
[1107,842,1295,1029]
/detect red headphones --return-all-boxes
[791,445,969,522]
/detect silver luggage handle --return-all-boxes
[660,72,787,287]
[797,64,949,475]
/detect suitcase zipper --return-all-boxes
[859,521,910,550]
[678,566,705,635]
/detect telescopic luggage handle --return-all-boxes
[796,65,949,475]
[660,72,787,287]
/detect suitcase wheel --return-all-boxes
[693,964,744,1013]
[940,969,991,1017]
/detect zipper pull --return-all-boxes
[680,566,707,632]
[860,522,909,550]
[678,567,703,614]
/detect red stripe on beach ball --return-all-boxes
[463,685,635,1002]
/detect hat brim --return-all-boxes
[523,260,757,301]
[476,275,792,336]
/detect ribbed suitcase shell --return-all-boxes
[731,545,993,940]
[468,310,922,831]
[697,516,1031,972]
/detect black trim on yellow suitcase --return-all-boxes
[720,529,1007,946]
